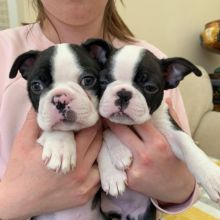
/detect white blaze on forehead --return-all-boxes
[53,44,82,83]
[112,45,145,82]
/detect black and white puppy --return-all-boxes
[9,43,100,173]
[85,39,220,219]
[9,43,107,220]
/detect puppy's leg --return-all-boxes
[153,102,220,202]
[97,140,127,197]
[103,129,133,170]
[37,131,76,173]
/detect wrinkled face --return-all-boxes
[27,44,100,131]
[99,45,165,125]
[41,0,108,26]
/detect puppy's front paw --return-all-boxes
[200,164,220,203]
[104,130,133,170]
[101,166,127,197]
[37,131,76,173]
[109,145,133,170]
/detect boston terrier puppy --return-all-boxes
[9,43,101,174]
[85,39,220,219]
[9,43,106,220]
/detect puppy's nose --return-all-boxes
[115,89,132,109]
[51,94,71,111]
[116,89,132,101]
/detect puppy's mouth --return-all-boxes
[109,110,134,124]
[61,109,76,122]
[51,108,76,129]
[51,94,76,124]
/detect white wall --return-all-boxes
[16,0,36,24]
[116,0,220,72]
[16,0,220,72]
[7,0,20,27]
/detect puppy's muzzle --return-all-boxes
[115,89,132,110]
[51,93,76,122]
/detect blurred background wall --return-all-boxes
[2,0,220,72]
[116,0,220,73]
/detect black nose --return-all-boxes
[55,101,66,111]
[115,89,132,109]
[52,95,66,112]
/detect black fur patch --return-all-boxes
[133,50,165,114]
[27,47,55,110]
[101,211,122,220]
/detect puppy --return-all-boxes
[9,43,103,220]
[85,39,220,220]
[9,43,100,173]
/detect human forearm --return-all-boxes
[155,162,196,204]
[0,181,32,220]
[152,182,200,214]
[127,154,196,204]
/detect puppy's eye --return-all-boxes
[31,80,44,94]
[144,82,159,94]
[139,74,148,84]
[80,75,97,89]
[99,78,109,88]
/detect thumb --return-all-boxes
[19,108,40,140]
[104,119,144,158]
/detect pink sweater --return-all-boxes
[0,23,198,219]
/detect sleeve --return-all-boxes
[0,31,10,107]
[151,184,201,214]
[0,31,11,179]
[0,29,23,179]
[164,88,191,134]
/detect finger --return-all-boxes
[83,165,100,187]
[87,184,101,203]
[134,120,172,155]
[75,120,101,159]
[105,120,144,157]
[18,108,40,140]
[82,130,102,170]
[133,120,160,142]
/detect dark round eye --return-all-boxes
[139,74,148,84]
[144,82,159,94]
[99,78,109,88]
[80,75,97,89]
[30,80,44,94]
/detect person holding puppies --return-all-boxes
[0,0,198,219]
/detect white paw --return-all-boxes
[37,131,76,173]
[109,146,133,170]
[200,164,220,203]
[104,130,133,170]
[101,167,127,197]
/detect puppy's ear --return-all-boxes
[160,58,202,89]
[9,50,39,80]
[82,38,113,65]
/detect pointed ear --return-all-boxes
[9,50,39,80]
[160,57,202,89]
[82,38,113,66]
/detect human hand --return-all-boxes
[105,119,195,205]
[0,108,102,220]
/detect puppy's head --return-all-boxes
[9,43,101,131]
[84,39,202,125]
